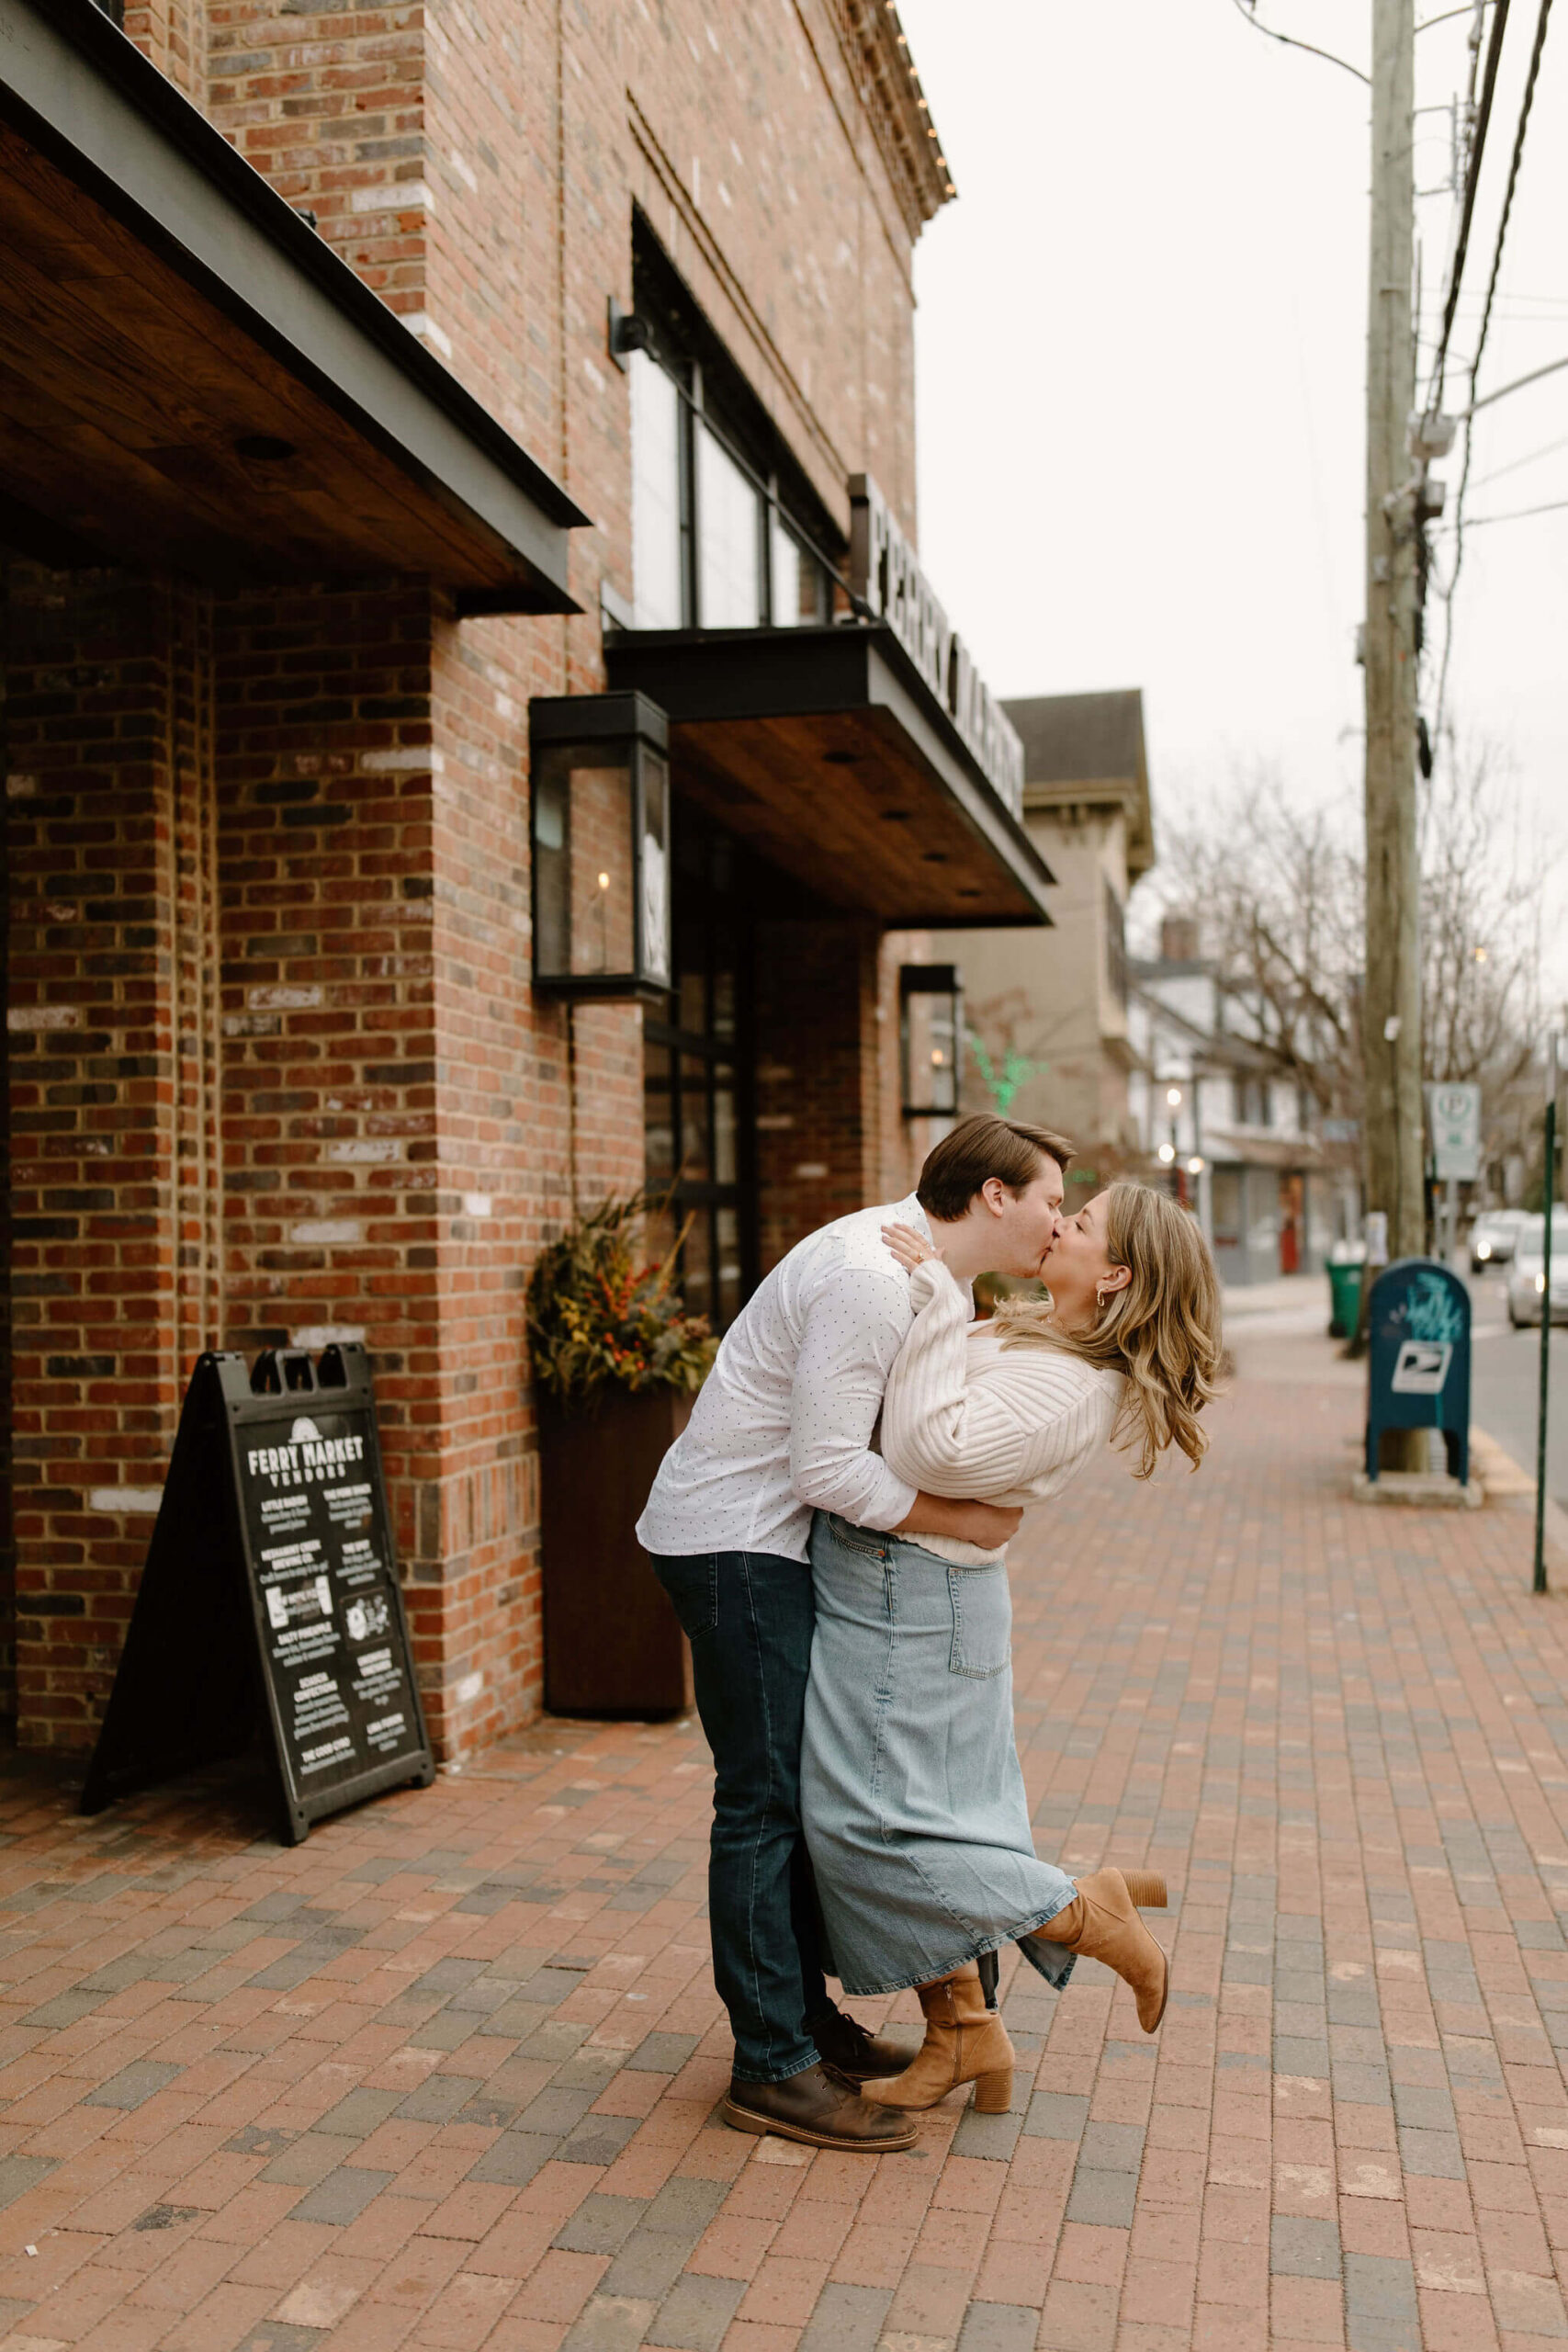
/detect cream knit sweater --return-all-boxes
[880,1260,1122,1565]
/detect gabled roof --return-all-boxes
[1002,689,1156,879]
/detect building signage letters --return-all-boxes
[850,475,1025,820]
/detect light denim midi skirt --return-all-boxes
[800,1511,1078,1998]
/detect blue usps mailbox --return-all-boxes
[1364,1258,1472,1485]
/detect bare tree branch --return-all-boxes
[1135,742,1554,1188]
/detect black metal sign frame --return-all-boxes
[81,1343,435,1844]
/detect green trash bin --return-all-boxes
[1327,1259,1362,1339]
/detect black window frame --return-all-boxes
[642,812,759,1332]
[629,214,840,632]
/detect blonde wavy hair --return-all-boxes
[993,1182,1224,1477]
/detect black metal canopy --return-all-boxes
[604,622,1055,927]
[0,0,587,605]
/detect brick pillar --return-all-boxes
[3,568,216,1747]
[214,577,456,1722]
[753,918,882,1274]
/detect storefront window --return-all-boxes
[770,515,801,627]
[643,810,755,1329]
[627,307,831,637]
[631,349,683,629]
[696,421,762,628]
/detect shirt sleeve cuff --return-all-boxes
[852,1474,919,1533]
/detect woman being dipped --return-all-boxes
[799,1182,1223,2114]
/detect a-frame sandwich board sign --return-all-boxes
[81,1343,436,1845]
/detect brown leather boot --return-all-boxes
[722,2063,918,2151]
[1029,1869,1169,2031]
[861,1962,1014,2114]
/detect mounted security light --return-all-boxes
[530,692,671,1001]
[899,964,964,1119]
[607,296,653,372]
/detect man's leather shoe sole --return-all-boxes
[722,2092,917,2153]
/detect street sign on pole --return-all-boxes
[1427,1081,1483,1182]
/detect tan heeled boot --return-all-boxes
[861,1962,1013,2114]
[1030,1869,1169,2031]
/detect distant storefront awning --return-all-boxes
[0,0,586,607]
[1207,1129,1325,1171]
[604,621,1055,926]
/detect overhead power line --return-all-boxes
[1471,427,1568,484]
[1434,0,1556,736]
[1427,0,1512,415]
[1226,0,1370,83]
[1466,349,1568,413]
[1461,492,1568,524]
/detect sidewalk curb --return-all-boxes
[1472,1421,1568,1566]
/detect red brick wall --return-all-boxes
[0,0,939,1753]
[3,569,200,1744]
[203,3,429,338]
[753,918,884,1274]
[420,606,643,1750]
[197,0,920,554]
[123,0,205,101]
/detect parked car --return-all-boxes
[1506,1212,1568,1327]
[1470,1208,1528,1270]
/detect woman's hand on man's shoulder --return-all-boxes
[881,1221,943,1275]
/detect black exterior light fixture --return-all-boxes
[899,963,964,1120]
[530,692,671,1001]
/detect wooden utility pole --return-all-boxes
[1363,0,1426,1283]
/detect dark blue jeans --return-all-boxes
[650,1550,826,2084]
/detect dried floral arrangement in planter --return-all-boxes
[525,1193,718,1412]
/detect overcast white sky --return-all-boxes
[897,0,1567,992]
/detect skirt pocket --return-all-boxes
[947,1562,1011,1678]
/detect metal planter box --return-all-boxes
[539,1387,694,1716]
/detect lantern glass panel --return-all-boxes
[639,747,671,987]
[900,967,963,1117]
[533,744,637,980]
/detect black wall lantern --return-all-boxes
[900,964,964,1118]
[530,692,671,1000]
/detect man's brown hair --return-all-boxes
[916,1114,1076,1223]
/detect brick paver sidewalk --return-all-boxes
[1,1319,1566,2352]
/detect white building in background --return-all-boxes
[1130,919,1355,1285]
[927,690,1155,1187]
